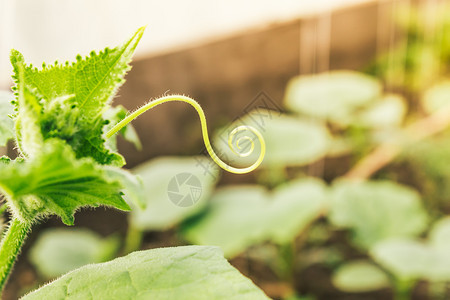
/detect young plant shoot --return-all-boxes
[0,27,265,294]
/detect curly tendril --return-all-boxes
[105,95,266,174]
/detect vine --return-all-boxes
[106,95,266,174]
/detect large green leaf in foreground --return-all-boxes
[22,246,269,300]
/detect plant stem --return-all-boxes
[393,279,414,300]
[123,222,143,254]
[0,218,31,293]
[278,243,296,281]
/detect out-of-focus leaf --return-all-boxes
[267,178,328,244]
[371,217,450,282]
[421,81,450,113]
[182,178,327,257]
[326,136,354,157]
[427,217,450,281]
[23,246,270,300]
[332,260,390,292]
[371,239,433,281]
[356,94,406,128]
[129,156,218,231]
[213,112,331,168]
[29,228,119,278]
[183,186,267,258]
[329,180,428,249]
[429,217,450,251]
[284,71,381,126]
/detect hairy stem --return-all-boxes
[106,95,266,174]
[0,218,31,293]
[0,204,7,215]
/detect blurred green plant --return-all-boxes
[328,180,428,249]
[29,228,120,278]
[332,260,390,293]
[25,64,450,299]
[284,71,382,127]
[182,178,327,258]
[13,5,450,298]
[368,2,450,93]
[370,217,450,299]
[124,156,219,253]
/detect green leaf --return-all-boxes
[0,140,129,225]
[182,178,327,257]
[332,260,390,292]
[421,81,450,113]
[129,156,219,231]
[12,64,44,158]
[429,217,450,251]
[29,228,119,278]
[329,180,428,249]
[10,27,144,166]
[22,246,270,300]
[104,166,146,210]
[427,217,450,281]
[0,91,15,147]
[371,239,432,281]
[356,94,407,128]
[183,186,267,257]
[284,71,381,126]
[266,178,328,244]
[371,218,450,282]
[11,27,144,120]
[213,112,331,168]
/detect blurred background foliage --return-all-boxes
[2,0,450,299]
